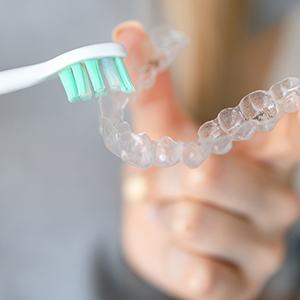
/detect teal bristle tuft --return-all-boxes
[59,56,135,102]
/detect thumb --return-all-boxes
[112,21,189,140]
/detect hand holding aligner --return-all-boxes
[98,27,300,168]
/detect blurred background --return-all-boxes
[0,0,300,299]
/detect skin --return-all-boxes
[113,21,300,300]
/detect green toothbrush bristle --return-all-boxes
[100,57,121,91]
[84,59,106,96]
[59,56,134,102]
[58,68,80,103]
[71,63,91,100]
[114,57,135,93]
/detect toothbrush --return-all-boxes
[0,43,135,102]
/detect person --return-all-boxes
[97,1,300,299]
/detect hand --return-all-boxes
[113,21,300,300]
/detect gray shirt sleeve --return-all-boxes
[95,241,171,300]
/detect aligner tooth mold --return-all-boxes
[98,27,300,168]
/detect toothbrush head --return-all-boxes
[56,43,134,102]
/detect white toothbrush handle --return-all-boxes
[0,43,127,96]
[0,63,47,95]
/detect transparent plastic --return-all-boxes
[98,27,300,168]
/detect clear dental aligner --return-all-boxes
[98,27,300,168]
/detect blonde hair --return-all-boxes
[163,0,282,123]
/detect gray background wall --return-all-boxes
[0,1,300,299]
[0,1,139,299]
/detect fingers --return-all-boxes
[123,167,289,299]
[123,200,250,300]
[113,21,154,80]
[112,21,188,139]
[162,246,248,300]
[150,154,300,235]
[185,155,300,234]
[162,201,285,282]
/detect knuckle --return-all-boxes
[200,261,216,293]
[172,218,195,239]
[165,248,217,298]
[260,240,286,275]
[171,202,206,240]
[189,260,217,297]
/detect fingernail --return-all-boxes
[113,20,144,41]
[112,21,155,70]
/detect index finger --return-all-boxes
[113,21,188,139]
